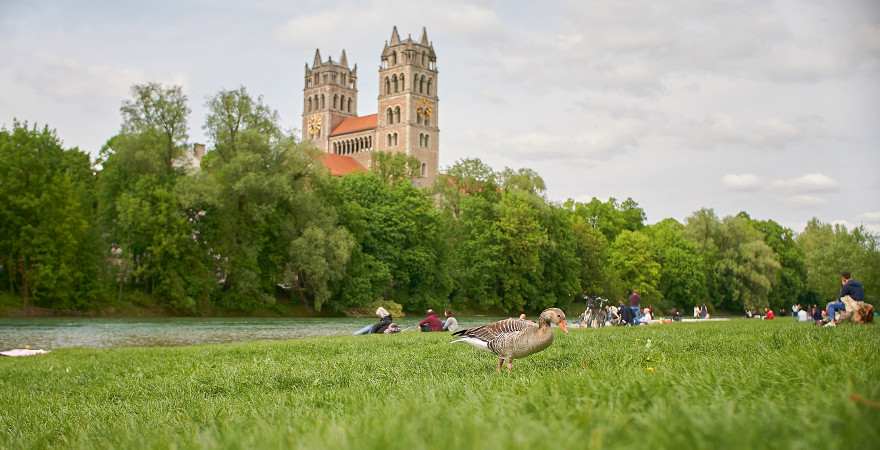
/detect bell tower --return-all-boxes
[375,26,439,186]
[302,49,358,152]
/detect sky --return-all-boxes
[1,0,879,233]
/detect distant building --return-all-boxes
[173,143,206,173]
[302,26,439,185]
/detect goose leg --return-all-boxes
[496,357,504,373]
[506,359,513,373]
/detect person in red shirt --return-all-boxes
[419,309,443,332]
[764,308,775,320]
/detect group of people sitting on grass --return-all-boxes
[417,309,459,332]
[356,307,460,335]
[747,272,873,326]
[818,272,873,326]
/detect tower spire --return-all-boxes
[312,48,322,68]
[390,26,401,45]
[340,49,348,68]
[420,27,429,45]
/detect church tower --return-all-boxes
[302,49,358,152]
[375,26,439,186]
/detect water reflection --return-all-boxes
[0,316,501,349]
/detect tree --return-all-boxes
[192,89,350,311]
[120,83,190,171]
[797,219,880,303]
[713,216,781,311]
[750,217,807,311]
[98,84,214,312]
[568,214,610,298]
[684,208,723,307]
[204,86,281,161]
[334,173,451,311]
[608,230,662,304]
[567,197,646,242]
[0,122,104,310]
[499,167,546,195]
[371,152,421,185]
[433,158,500,219]
[646,219,707,311]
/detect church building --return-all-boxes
[302,26,439,186]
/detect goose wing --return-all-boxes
[452,318,535,344]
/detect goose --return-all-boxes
[451,308,568,372]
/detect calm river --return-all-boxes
[0,316,501,349]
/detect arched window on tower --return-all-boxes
[394,106,400,124]
[385,77,391,95]
[307,98,312,112]
[427,78,433,95]
[387,133,392,147]
[392,74,398,93]
[347,98,352,113]
[386,108,393,124]
[417,111,422,125]
[419,75,425,93]
[421,162,427,177]
[333,94,338,110]
[400,74,405,91]
[425,135,430,148]
[391,52,397,65]
[394,133,398,146]
[340,95,345,110]
[320,94,325,109]
[314,95,319,110]
[424,115,430,127]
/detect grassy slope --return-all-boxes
[1,320,878,450]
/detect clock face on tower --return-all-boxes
[307,116,322,137]
[416,99,433,119]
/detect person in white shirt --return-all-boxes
[640,307,653,324]
[442,310,459,332]
[797,308,810,322]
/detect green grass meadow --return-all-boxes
[1,319,878,450]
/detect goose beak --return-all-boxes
[559,320,569,334]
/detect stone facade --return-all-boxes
[302,26,439,186]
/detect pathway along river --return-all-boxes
[0,316,502,349]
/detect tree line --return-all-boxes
[1,83,877,315]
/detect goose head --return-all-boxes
[539,308,568,334]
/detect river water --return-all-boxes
[0,316,502,349]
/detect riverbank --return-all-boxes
[1,320,878,449]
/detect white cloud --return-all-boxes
[689,115,821,151]
[787,195,826,206]
[771,173,839,193]
[722,173,761,191]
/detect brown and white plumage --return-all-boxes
[451,308,568,372]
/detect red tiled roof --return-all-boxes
[319,154,367,176]
[330,114,378,136]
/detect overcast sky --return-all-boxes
[2,0,879,232]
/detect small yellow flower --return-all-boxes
[646,367,655,373]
